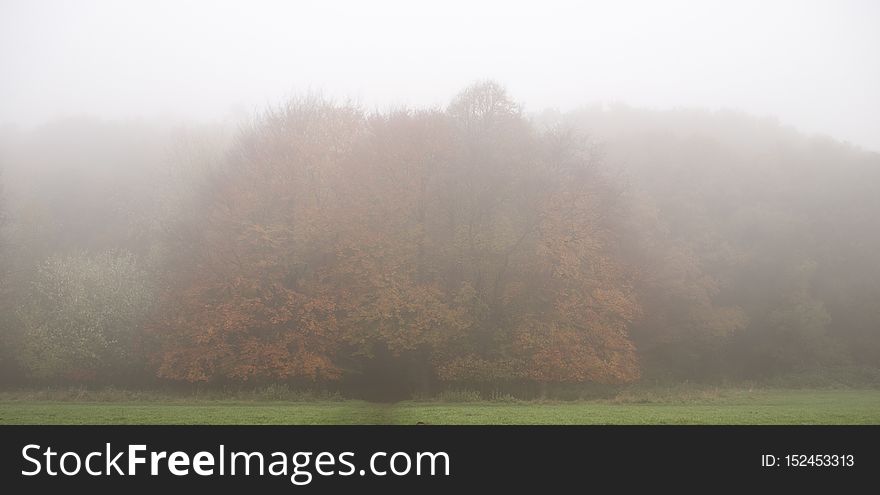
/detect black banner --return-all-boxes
[1,426,876,491]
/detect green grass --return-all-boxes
[0,401,386,425]
[1,389,879,424]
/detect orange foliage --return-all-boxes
[151,85,642,384]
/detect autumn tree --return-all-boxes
[433,88,641,384]
[150,97,362,382]
[151,85,643,388]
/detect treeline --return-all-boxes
[0,83,878,394]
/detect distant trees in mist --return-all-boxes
[0,82,878,393]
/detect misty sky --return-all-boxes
[2,0,878,151]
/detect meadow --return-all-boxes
[2,388,878,425]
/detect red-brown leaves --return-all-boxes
[151,84,643,385]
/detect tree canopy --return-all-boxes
[1,83,879,393]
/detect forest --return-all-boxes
[1,82,879,398]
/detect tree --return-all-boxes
[16,251,154,380]
[151,84,643,387]
[150,98,363,382]
[560,105,880,380]
[433,97,641,384]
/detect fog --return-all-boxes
[2,0,879,151]
[1,2,879,397]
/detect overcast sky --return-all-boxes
[1,0,878,151]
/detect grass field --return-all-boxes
[1,389,879,424]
